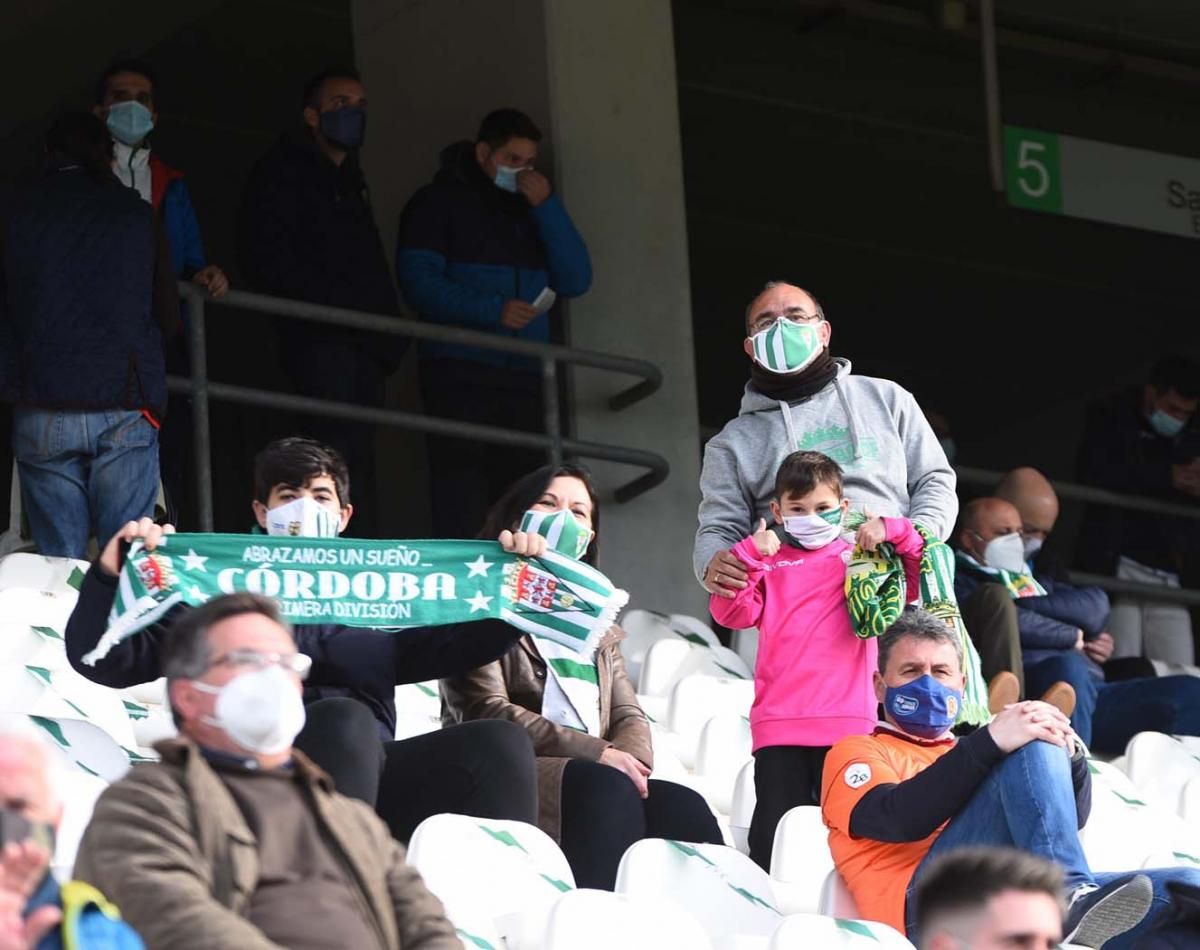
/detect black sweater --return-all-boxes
[66,566,521,740]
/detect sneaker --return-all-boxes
[987,671,1020,714]
[1040,681,1077,718]
[1064,875,1153,948]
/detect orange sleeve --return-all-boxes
[821,736,902,834]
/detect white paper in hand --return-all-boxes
[531,287,557,314]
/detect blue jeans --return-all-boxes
[904,740,1200,948]
[1026,651,1200,753]
[13,408,159,558]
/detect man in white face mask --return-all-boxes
[73,593,461,950]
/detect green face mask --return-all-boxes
[519,508,592,560]
[749,318,823,375]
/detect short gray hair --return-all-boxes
[877,607,963,674]
[744,280,826,328]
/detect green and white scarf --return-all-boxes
[534,637,601,735]
[843,514,990,726]
[82,533,628,667]
[955,551,1047,599]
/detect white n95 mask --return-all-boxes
[265,496,340,538]
[193,666,307,756]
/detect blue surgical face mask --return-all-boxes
[319,105,366,150]
[1149,409,1186,439]
[494,164,524,193]
[106,101,154,147]
[884,673,961,739]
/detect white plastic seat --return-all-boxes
[541,888,713,950]
[393,681,444,740]
[406,814,574,948]
[817,870,861,919]
[0,587,80,636]
[639,639,753,699]
[52,769,108,882]
[120,678,167,707]
[615,839,781,945]
[1125,730,1200,817]
[729,759,756,854]
[618,609,677,687]
[666,613,721,649]
[636,692,667,725]
[0,553,89,594]
[769,912,914,948]
[1081,758,1181,870]
[29,716,132,782]
[730,627,759,671]
[665,675,755,768]
[1,663,139,754]
[1183,774,1200,822]
[770,806,834,915]
[693,712,752,815]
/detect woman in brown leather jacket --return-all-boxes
[441,462,723,889]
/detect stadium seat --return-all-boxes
[1,662,139,754]
[817,870,860,919]
[639,639,752,698]
[31,715,133,782]
[730,627,759,671]
[768,912,914,948]
[394,681,443,740]
[636,692,667,725]
[51,769,108,882]
[770,806,834,915]
[618,609,676,687]
[406,814,575,948]
[729,759,756,854]
[120,678,167,707]
[540,888,713,949]
[665,675,755,768]
[615,839,782,946]
[693,712,752,815]
[666,614,720,649]
[648,726,691,783]
[0,553,89,594]
[1081,758,1183,870]
[1125,730,1200,817]
[1183,774,1200,823]
[0,587,79,638]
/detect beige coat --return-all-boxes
[73,738,460,950]
[441,626,653,841]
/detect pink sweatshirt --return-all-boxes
[710,517,923,751]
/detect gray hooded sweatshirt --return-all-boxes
[694,359,957,583]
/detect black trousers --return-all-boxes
[558,759,724,890]
[748,744,830,871]
[295,697,538,842]
[960,583,1025,696]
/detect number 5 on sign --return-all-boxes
[1003,126,1063,213]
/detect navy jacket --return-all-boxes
[149,154,206,279]
[955,553,1108,675]
[238,128,404,370]
[397,141,591,370]
[66,565,521,740]
[1,165,170,417]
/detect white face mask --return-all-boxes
[193,666,307,756]
[264,496,341,538]
[1022,536,1043,560]
[983,532,1027,574]
[782,509,843,550]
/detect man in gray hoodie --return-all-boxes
[697,281,958,595]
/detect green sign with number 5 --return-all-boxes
[1004,127,1062,213]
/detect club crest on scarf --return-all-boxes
[136,553,176,595]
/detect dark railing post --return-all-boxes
[543,357,562,466]
[188,293,214,531]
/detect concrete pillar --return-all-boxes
[353,0,705,616]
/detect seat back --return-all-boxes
[817,870,861,919]
[406,814,574,948]
[693,712,752,814]
[615,839,781,943]
[770,805,834,915]
[1081,758,1179,870]
[666,613,720,649]
[729,759,756,854]
[541,888,713,950]
[769,912,914,948]
[618,609,676,686]
[665,675,755,768]
[638,639,694,696]
[1126,730,1200,817]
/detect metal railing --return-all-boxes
[956,465,1200,606]
[168,284,669,530]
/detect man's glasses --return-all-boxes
[749,307,823,335]
[208,650,313,681]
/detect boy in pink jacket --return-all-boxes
[710,450,923,870]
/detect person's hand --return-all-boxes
[703,549,749,599]
[191,265,229,298]
[1073,629,1085,651]
[99,518,176,577]
[751,519,780,558]
[500,299,539,330]
[987,699,1075,753]
[516,169,552,207]
[855,516,887,553]
[1170,461,1200,497]
[0,841,58,950]
[498,529,547,559]
[599,747,650,798]
[1083,631,1115,664]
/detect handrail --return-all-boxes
[172,284,670,530]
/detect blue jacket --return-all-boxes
[27,874,143,950]
[954,552,1109,675]
[1,164,169,417]
[149,155,206,279]
[397,140,591,370]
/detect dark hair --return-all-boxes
[774,450,843,501]
[915,846,1064,938]
[303,66,362,109]
[253,437,350,506]
[162,593,291,726]
[94,59,157,106]
[877,607,963,674]
[475,108,542,150]
[478,463,599,566]
[1150,356,1200,401]
[45,112,113,181]
[744,280,826,330]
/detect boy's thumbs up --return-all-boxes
[756,518,768,533]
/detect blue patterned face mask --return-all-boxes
[884,674,961,739]
[106,101,154,146]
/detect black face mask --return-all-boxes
[318,106,367,150]
[749,348,838,402]
[0,807,55,855]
